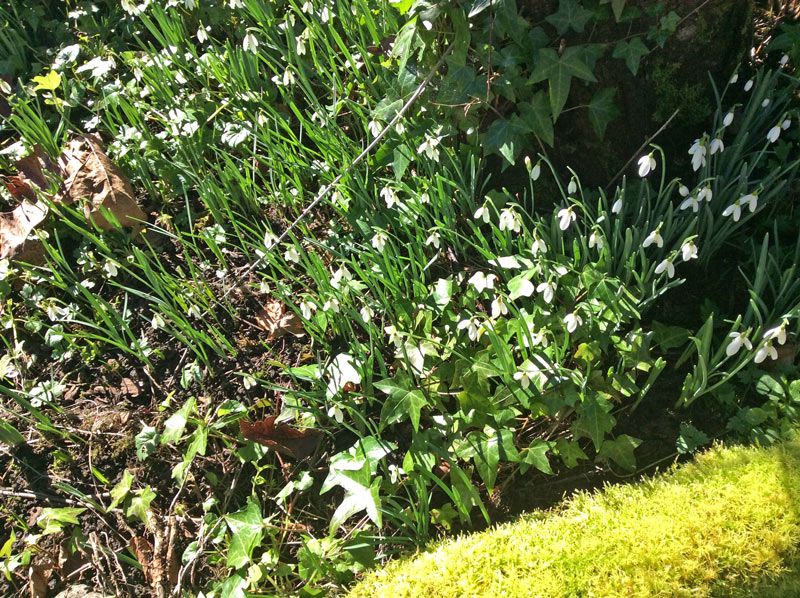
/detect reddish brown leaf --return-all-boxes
[0,199,48,259]
[255,299,305,341]
[239,417,323,460]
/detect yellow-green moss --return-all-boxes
[347,439,800,598]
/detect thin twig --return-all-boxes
[217,41,456,303]
[605,108,680,192]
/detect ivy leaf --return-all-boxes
[520,439,553,474]
[587,87,620,139]
[37,507,87,535]
[572,393,616,452]
[108,469,134,511]
[376,372,428,431]
[651,320,691,351]
[225,496,264,569]
[125,486,156,529]
[456,431,501,491]
[601,0,626,21]
[481,118,522,166]
[545,0,592,35]
[612,36,649,75]
[392,145,413,180]
[596,434,641,471]
[676,424,710,455]
[518,91,554,146]
[161,396,195,445]
[135,425,160,461]
[555,437,588,468]
[531,48,596,121]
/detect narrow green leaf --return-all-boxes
[0,420,24,446]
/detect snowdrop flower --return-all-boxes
[536,281,556,304]
[330,266,352,289]
[726,331,752,356]
[723,111,734,127]
[680,194,700,212]
[323,296,340,313]
[522,327,548,349]
[679,184,690,197]
[762,98,771,108]
[368,120,382,137]
[327,403,344,423]
[300,299,316,319]
[611,198,623,214]
[394,121,406,135]
[359,304,374,323]
[284,245,301,263]
[474,201,491,223]
[531,235,547,255]
[744,79,754,92]
[588,230,604,250]
[468,271,496,293]
[741,192,758,213]
[417,135,440,161]
[763,321,789,345]
[730,73,739,84]
[525,156,541,181]
[681,240,698,262]
[637,153,656,177]
[457,316,482,341]
[499,207,522,233]
[384,324,403,347]
[782,118,791,130]
[371,230,388,252]
[197,25,210,43]
[557,206,576,231]
[513,360,541,389]
[688,138,707,171]
[296,34,307,56]
[655,257,675,278]
[767,123,782,143]
[642,228,663,248]
[567,178,577,194]
[563,312,583,333]
[697,185,713,202]
[722,198,743,221]
[709,137,724,155]
[380,184,398,208]
[418,191,430,204]
[242,32,258,53]
[320,3,332,23]
[151,313,166,329]
[755,340,778,363]
[491,295,509,319]
[425,231,440,249]
[780,54,789,67]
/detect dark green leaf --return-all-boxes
[520,439,553,474]
[518,92,554,146]
[572,393,616,451]
[596,435,641,471]
[651,320,691,351]
[612,37,648,75]
[0,420,24,446]
[545,0,592,34]
[377,374,428,431]
[555,437,588,468]
[587,86,620,139]
[676,424,710,455]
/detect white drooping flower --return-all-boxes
[642,228,663,248]
[730,73,739,84]
[681,240,698,262]
[322,295,340,313]
[425,231,441,249]
[330,266,353,289]
[611,198,623,214]
[740,192,759,213]
[680,194,700,213]
[567,178,577,194]
[762,98,771,108]
[688,138,707,171]
[723,111,734,127]
[697,185,713,203]
[531,235,547,255]
[384,324,403,347]
[588,230,604,250]
[780,54,789,67]
[242,32,258,53]
[491,295,508,319]
[767,123,782,143]
[637,153,656,177]
[368,120,382,137]
[709,137,724,155]
[300,299,316,319]
[563,312,583,333]
[468,271,497,293]
[513,360,542,390]
[722,199,743,222]
[371,230,388,252]
[782,118,791,130]
[744,79,754,92]
[557,206,576,231]
[726,331,753,356]
[499,207,522,233]
[284,245,301,263]
[394,121,406,135]
[474,201,491,223]
[655,257,675,278]
[380,184,398,208]
[754,340,778,363]
[417,135,441,161]
[536,281,556,304]
[763,320,789,345]
[326,353,362,398]
[679,184,690,197]
[457,316,482,342]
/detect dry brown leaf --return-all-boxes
[15,145,62,193]
[58,135,146,232]
[255,299,305,341]
[29,560,53,598]
[129,516,179,598]
[0,199,48,259]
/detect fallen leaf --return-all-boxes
[29,560,53,598]
[255,299,305,341]
[58,135,146,232]
[239,416,323,460]
[15,144,62,193]
[0,199,48,259]
[130,521,178,598]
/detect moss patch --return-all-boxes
[347,439,800,598]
